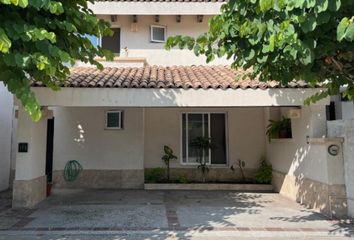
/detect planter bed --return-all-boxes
[144,183,273,191]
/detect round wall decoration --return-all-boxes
[328,144,340,156]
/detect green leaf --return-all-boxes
[259,0,273,12]
[301,15,317,32]
[337,17,349,41]
[305,0,316,8]
[345,23,354,41]
[328,0,341,11]
[315,0,328,13]
[0,28,11,53]
[18,0,27,7]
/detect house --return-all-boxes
[0,83,14,192]
[10,0,353,219]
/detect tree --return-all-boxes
[166,0,354,103]
[0,0,113,120]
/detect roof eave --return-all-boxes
[88,2,224,15]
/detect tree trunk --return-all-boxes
[167,162,170,181]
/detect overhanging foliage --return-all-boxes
[166,0,354,104]
[0,0,113,120]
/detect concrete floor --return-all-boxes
[0,189,354,239]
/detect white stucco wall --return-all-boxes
[15,107,48,181]
[0,83,13,191]
[340,102,354,120]
[144,107,266,169]
[32,88,329,108]
[328,119,354,217]
[266,105,343,185]
[96,15,229,66]
[52,107,144,170]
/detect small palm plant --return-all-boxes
[191,136,212,183]
[161,145,177,181]
[266,117,291,142]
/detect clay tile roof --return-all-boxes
[32,65,318,89]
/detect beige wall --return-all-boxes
[52,107,267,172]
[52,107,144,171]
[144,107,266,169]
[95,15,229,66]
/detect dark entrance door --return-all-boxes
[46,118,54,183]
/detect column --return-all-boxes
[12,107,49,208]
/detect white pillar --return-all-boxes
[12,107,49,208]
[328,119,354,218]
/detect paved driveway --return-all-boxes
[0,189,353,239]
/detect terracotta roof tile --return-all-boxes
[32,65,318,89]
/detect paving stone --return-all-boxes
[0,189,353,239]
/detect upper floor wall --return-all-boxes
[89,1,225,15]
[80,1,230,66]
[80,14,230,66]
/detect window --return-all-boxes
[102,28,121,54]
[105,111,123,129]
[182,113,227,165]
[85,28,121,55]
[150,25,166,43]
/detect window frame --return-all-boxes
[180,112,228,166]
[88,28,121,55]
[101,28,121,55]
[105,110,123,130]
[150,25,167,43]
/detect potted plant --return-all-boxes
[161,145,177,181]
[191,136,213,183]
[266,117,292,141]
[254,157,273,184]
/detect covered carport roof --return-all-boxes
[30,65,328,107]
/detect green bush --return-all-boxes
[176,176,189,184]
[145,168,165,183]
[255,159,272,184]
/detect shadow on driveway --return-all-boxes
[0,189,353,239]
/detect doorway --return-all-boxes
[46,118,54,183]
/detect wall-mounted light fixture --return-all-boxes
[155,15,160,23]
[197,15,204,23]
[176,15,181,23]
[110,15,118,23]
[132,15,138,23]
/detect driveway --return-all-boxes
[0,189,353,239]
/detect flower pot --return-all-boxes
[279,129,289,138]
[46,183,53,197]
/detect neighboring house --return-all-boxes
[10,0,354,219]
[0,83,14,192]
[329,94,354,121]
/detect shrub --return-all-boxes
[145,168,165,183]
[255,159,272,184]
[176,176,189,184]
